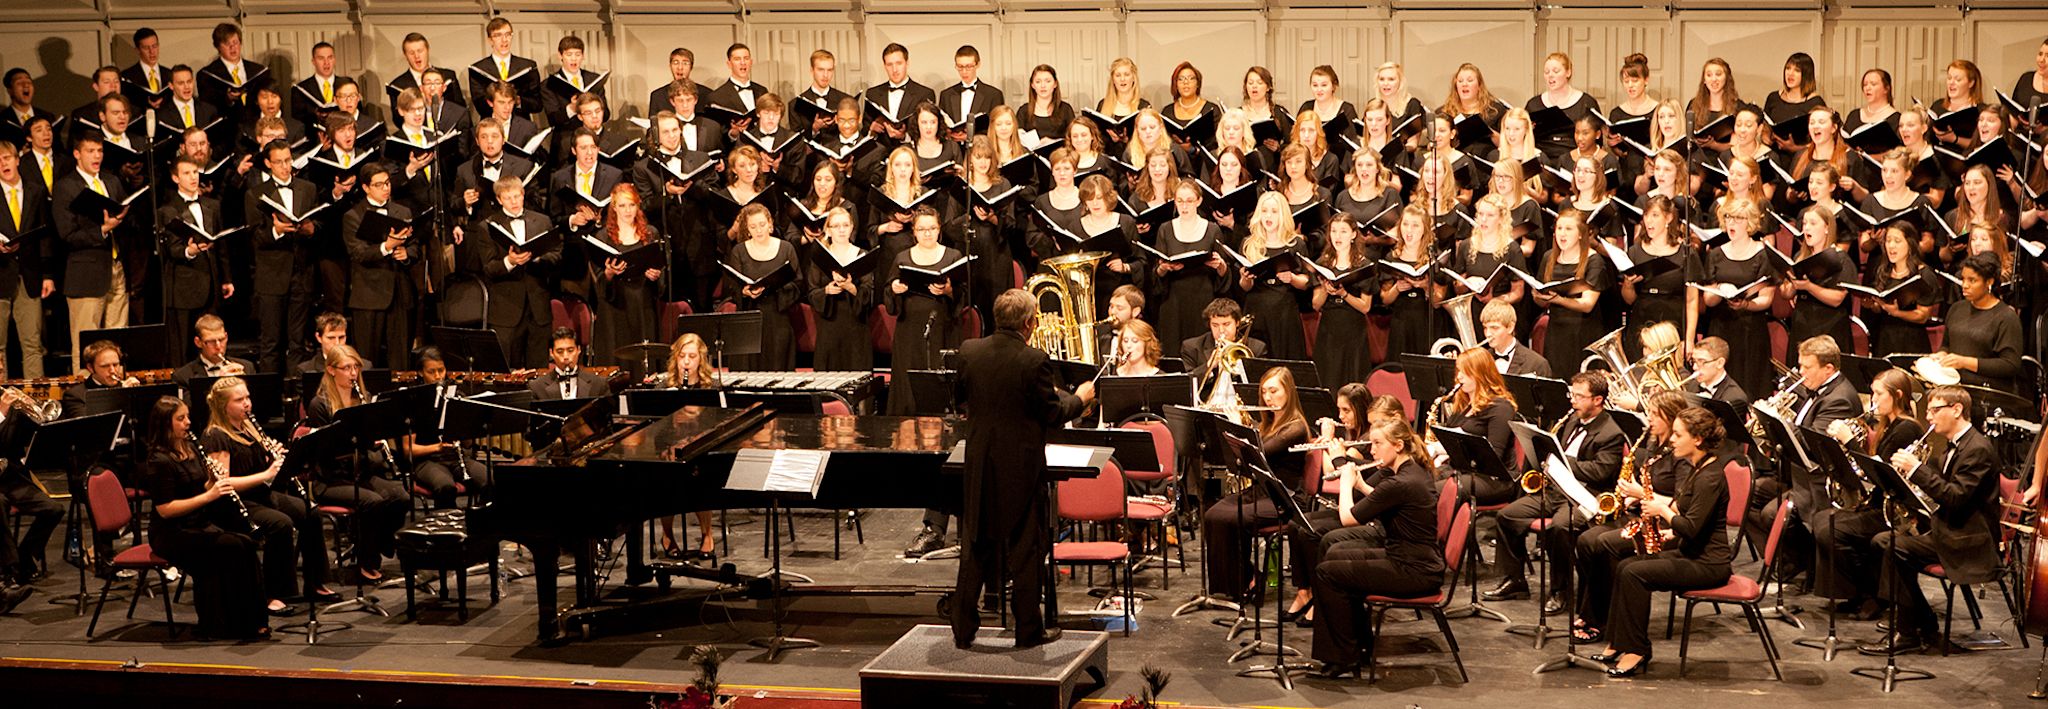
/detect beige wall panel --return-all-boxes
[1001,15,1123,110]
[240,18,364,86]
[1825,13,1962,108]
[359,16,490,87]
[1128,13,1264,104]
[613,21,739,114]
[748,19,866,99]
[1269,12,1387,109]
[1970,14,2048,103]
[1540,12,1673,106]
[0,24,106,114]
[1396,14,1534,107]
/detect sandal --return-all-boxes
[1570,619,1603,645]
[661,536,685,560]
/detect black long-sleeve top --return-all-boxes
[1445,396,1516,473]
[1944,298,2023,388]
[1259,417,1311,491]
[1666,452,1732,568]
[1348,459,1445,577]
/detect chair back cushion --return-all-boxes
[1435,477,1459,543]
[1442,503,1473,576]
[88,470,132,533]
[1723,461,1752,529]
[1056,460,1127,523]
[1761,495,1793,568]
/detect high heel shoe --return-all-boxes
[1604,655,1650,678]
[661,537,685,560]
[1278,600,1315,624]
[1311,661,1361,680]
[1588,648,1622,664]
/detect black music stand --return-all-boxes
[1508,421,1610,673]
[1691,396,1756,450]
[1430,424,1515,625]
[902,369,959,416]
[274,421,360,643]
[622,388,725,416]
[1847,449,1935,692]
[80,324,174,370]
[1096,373,1193,425]
[1397,354,1455,427]
[24,412,122,613]
[1220,432,1317,690]
[186,373,284,432]
[1244,357,1322,389]
[83,383,179,455]
[1839,354,1893,395]
[727,448,827,662]
[1504,373,1571,425]
[728,390,825,414]
[336,397,416,603]
[1794,426,1867,661]
[429,326,512,373]
[1167,404,1243,617]
[676,311,763,373]
[531,395,609,418]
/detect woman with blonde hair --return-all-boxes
[203,377,334,613]
[656,333,720,560]
[1698,197,1777,397]
[1440,62,1507,153]
[1288,108,1340,187]
[303,344,407,583]
[1372,62,1423,141]
[1095,57,1147,147]
[1237,191,1311,360]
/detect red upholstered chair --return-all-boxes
[1301,311,1320,358]
[1365,366,1414,423]
[1768,321,1788,366]
[1667,461,1753,636]
[870,305,896,355]
[1849,316,1871,356]
[1120,420,1182,588]
[551,296,593,348]
[1928,324,1945,352]
[1363,502,1472,683]
[86,471,180,638]
[794,304,818,353]
[1051,460,1135,635]
[657,301,695,343]
[1676,495,1788,680]
[1365,314,1391,365]
[1531,314,1549,354]
[960,307,984,341]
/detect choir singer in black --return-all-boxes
[948,288,1094,649]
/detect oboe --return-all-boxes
[190,432,254,533]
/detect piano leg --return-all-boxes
[626,522,652,586]
[530,540,562,645]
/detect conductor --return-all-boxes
[950,288,1096,649]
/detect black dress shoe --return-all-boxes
[1311,661,1361,680]
[308,588,343,604]
[1605,655,1650,677]
[1015,628,1062,648]
[903,529,947,559]
[267,603,301,618]
[1542,593,1566,616]
[1588,648,1622,663]
[1856,631,1925,656]
[1481,578,1530,601]
[0,583,32,614]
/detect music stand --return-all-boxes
[1846,449,1936,691]
[1244,357,1322,389]
[726,448,827,661]
[1794,426,1867,660]
[1219,431,1317,690]
[1398,354,1455,427]
[1507,421,1610,673]
[187,373,284,432]
[80,324,174,370]
[1167,404,1243,617]
[1096,373,1194,425]
[1430,424,1515,624]
[429,326,512,373]
[676,310,763,372]
[1839,354,1894,395]
[274,421,362,643]
[1504,373,1571,425]
[83,384,180,455]
[1690,395,1756,450]
[902,369,958,416]
[1230,383,1337,427]
[23,412,123,613]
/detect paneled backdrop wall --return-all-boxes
[1,2,2044,127]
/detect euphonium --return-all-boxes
[1431,292,1480,358]
[1747,374,1801,456]
[1586,328,1643,405]
[1,386,61,424]
[1025,250,1108,364]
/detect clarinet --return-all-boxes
[354,380,404,476]
[190,432,255,534]
[252,424,303,499]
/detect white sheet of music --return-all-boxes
[1046,444,1097,470]
[764,449,829,494]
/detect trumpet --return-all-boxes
[1,386,61,423]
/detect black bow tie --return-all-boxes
[1493,349,1510,360]
[483,161,501,170]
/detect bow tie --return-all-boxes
[483,161,501,170]
[1493,350,1511,361]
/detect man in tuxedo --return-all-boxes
[386,88,452,214]
[938,46,1004,144]
[290,42,348,130]
[197,23,271,127]
[705,43,766,137]
[1180,298,1268,391]
[18,116,63,195]
[483,81,548,167]
[0,69,56,149]
[0,143,50,378]
[342,162,417,366]
[385,33,464,110]
[67,66,122,147]
[1481,299,1551,377]
[469,17,540,116]
[528,328,607,401]
[948,288,1094,648]
[1749,334,1864,582]
[93,95,148,194]
[648,47,710,120]
[243,87,307,151]
[158,156,231,351]
[1681,336,1749,410]
[635,111,715,312]
[120,28,172,122]
[417,71,471,166]
[171,314,253,387]
[161,65,222,145]
[461,176,559,367]
[52,133,137,368]
[540,36,607,130]
[792,50,854,138]
[454,119,534,230]
[1860,385,2003,655]
[661,82,725,159]
[864,43,936,144]
[243,138,320,373]
[1487,373,1627,611]
[320,78,384,146]
[548,127,622,296]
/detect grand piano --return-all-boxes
[477,401,967,644]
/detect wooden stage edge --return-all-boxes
[0,656,1241,708]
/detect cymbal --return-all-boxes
[614,341,672,363]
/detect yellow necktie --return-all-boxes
[180,102,192,126]
[7,187,18,230]
[340,151,351,169]
[498,59,508,81]
[322,79,333,103]
[147,69,159,93]
[87,175,106,196]
[426,109,436,132]
[577,172,592,196]
[414,132,431,179]
[570,73,582,91]
[229,63,241,84]
[39,158,50,188]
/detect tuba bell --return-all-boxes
[1431,292,1480,358]
[1586,327,1642,404]
[1025,250,1108,364]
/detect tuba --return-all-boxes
[1431,292,1480,358]
[1025,251,1108,364]
[1586,328,1643,404]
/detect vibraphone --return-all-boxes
[719,370,877,411]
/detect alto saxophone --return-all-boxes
[1617,430,1667,555]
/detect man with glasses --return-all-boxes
[1859,385,2001,656]
[1486,372,1625,613]
[1681,336,1748,411]
[469,18,540,116]
[1747,334,1863,592]
[529,328,605,401]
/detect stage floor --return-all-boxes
[0,507,2040,707]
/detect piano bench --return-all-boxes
[396,510,501,623]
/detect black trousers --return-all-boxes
[494,316,549,370]
[315,257,348,317]
[254,287,312,373]
[1812,506,1888,601]
[1605,553,1729,656]
[350,302,412,372]
[1747,479,1815,582]
[1572,523,1635,625]
[950,494,1050,642]
[313,476,407,570]
[0,470,61,581]
[1873,529,1945,638]
[244,490,328,598]
[1297,508,1384,585]
[149,522,267,638]
[413,456,492,509]
[1457,473,1520,507]
[1309,547,1442,665]
[1201,491,1312,599]
[1498,489,1584,594]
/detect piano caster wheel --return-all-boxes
[936,592,953,619]
[658,575,672,591]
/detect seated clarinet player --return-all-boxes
[142,396,269,639]
[201,377,336,615]
[403,348,492,509]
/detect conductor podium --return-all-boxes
[858,624,1109,709]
